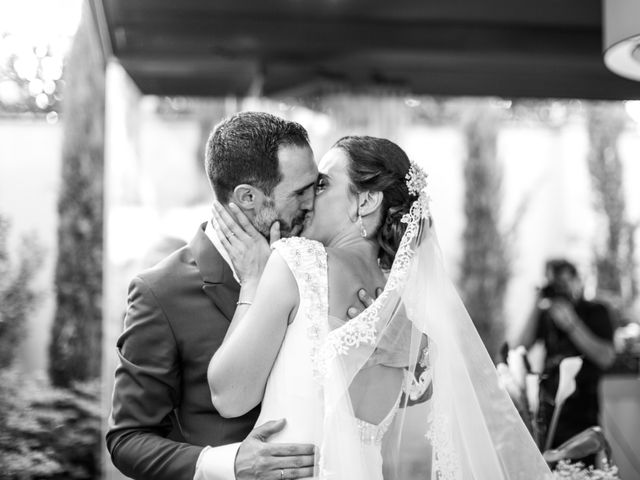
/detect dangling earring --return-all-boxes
[358,214,367,238]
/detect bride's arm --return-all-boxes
[207,247,299,418]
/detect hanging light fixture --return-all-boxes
[603,0,640,81]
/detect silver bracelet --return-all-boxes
[236,300,252,306]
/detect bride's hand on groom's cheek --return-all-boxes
[235,419,315,480]
[347,287,383,319]
[212,201,279,283]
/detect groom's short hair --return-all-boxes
[205,112,310,202]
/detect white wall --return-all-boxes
[0,117,62,373]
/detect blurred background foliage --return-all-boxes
[0,32,64,117]
[586,103,639,314]
[0,214,42,369]
[0,214,101,479]
[458,106,510,359]
[0,370,101,480]
[48,0,105,388]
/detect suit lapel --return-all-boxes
[189,223,240,322]
[201,283,239,323]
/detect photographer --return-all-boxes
[517,259,615,463]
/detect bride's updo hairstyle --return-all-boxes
[333,135,416,270]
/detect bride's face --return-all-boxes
[302,147,357,244]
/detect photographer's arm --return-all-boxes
[549,301,615,369]
[568,322,616,369]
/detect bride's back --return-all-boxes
[325,247,404,426]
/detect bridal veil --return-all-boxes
[314,166,553,479]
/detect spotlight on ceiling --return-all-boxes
[603,0,640,81]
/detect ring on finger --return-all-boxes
[227,232,236,238]
[280,469,284,480]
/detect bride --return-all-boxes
[207,136,552,479]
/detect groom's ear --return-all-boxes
[358,190,383,217]
[231,184,262,210]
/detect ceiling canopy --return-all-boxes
[92,0,640,100]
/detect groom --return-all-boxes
[107,112,320,480]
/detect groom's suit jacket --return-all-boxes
[107,224,260,480]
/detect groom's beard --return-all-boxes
[254,198,308,239]
[279,212,307,238]
[254,200,278,238]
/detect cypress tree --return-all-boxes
[458,107,509,360]
[49,2,105,387]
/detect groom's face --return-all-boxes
[257,144,317,238]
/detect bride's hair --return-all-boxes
[333,136,416,270]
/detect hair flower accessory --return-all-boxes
[401,162,431,227]
[405,161,428,196]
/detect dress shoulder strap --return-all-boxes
[271,237,327,289]
[272,237,328,380]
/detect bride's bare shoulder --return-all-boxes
[324,248,385,319]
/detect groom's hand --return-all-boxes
[235,419,315,480]
[347,287,383,318]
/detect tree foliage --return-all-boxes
[586,102,638,311]
[0,369,101,480]
[48,2,105,387]
[0,214,42,369]
[0,219,99,479]
[0,33,65,115]
[458,106,510,360]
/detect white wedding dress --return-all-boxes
[254,237,401,479]
[252,188,553,479]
